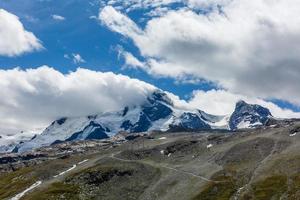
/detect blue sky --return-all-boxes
[0,0,216,99]
[1,0,300,134]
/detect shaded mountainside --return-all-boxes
[11,91,274,153]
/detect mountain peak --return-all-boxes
[229,100,272,130]
[236,100,247,107]
[147,90,173,106]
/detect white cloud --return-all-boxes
[122,51,145,69]
[64,53,86,64]
[99,2,300,106]
[146,7,171,17]
[0,66,156,134]
[52,14,65,21]
[64,54,70,59]
[72,53,85,64]
[186,0,232,8]
[0,9,43,57]
[116,46,145,69]
[188,90,300,119]
[99,6,143,38]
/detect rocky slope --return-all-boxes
[1,120,300,200]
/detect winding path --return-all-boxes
[110,153,220,183]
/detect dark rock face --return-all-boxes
[142,101,173,122]
[86,127,109,140]
[148,90,173,106]
[11,146,19,153]
[0,153,47,164]
[169,113,211,132]
[120,120,133,130]
[120,90,173,133]
[56,117,67,125]
[130,113,152,133]
[65,121,109,142]
[125,135,141,141]
[52,140,64,145]
[122,107,129,117]
[229,101,272,130]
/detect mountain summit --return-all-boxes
[229,100,272,130]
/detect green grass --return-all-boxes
[24,160,161,200]
[23,182,80,200]
[192,174,237,200]
[251,175,287,200]
[287,175,300,199]
[0,167,37,199]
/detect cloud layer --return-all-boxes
[0,66,299,140]
[99,1,300,105]
[0,9,42,57]
[0,66,155,133]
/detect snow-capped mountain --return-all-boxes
[0,129,42,153]
[11,92,273,153]
[229,100,272,130]
[13,91,216,152]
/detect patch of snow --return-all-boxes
[10,181,42,200]
[158,137,167,140]
[53,164,76,178]
[149,114,173,132]
[290,132,297,137]
[237,120,251,129]
[236,119,263,129]
[209,115,230,129]
[78,159,88,165]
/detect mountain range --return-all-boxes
[6,90,273,153]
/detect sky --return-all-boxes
[1,0,300,137]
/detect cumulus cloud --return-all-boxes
[52,14,65,21]
[0,66,156,133]
[0,9,43,57]
[188,90,300,119]
[99,2,300,106]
